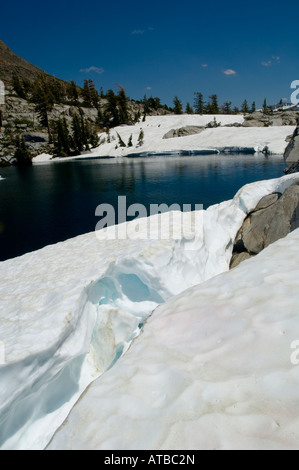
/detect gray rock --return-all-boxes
[163,126,204,139]
[230,252,253,269]
[284,161,299,175]
[291,203,299,231]
[242,185,299,254]
[242,120,266,128]
[223,122,242,127]
[284,126,299,163]
[254,192,281,211]
[230,185,299,268]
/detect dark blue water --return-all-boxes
[0,154,287,261]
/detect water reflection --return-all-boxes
[0,154,286,261]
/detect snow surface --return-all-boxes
[32,153,53,163]
[32,115,295,163]
[49,229,299,450]
[0,173,299,449]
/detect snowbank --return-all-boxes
[0,173,299,450]
[48,228,299,450]
[32,153,53,164]
[33,115,295,163]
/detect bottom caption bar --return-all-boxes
[102,452,196,466]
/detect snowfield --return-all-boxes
[0,173,299,450]
[32,115,295,163]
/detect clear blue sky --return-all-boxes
[2,0,299,109]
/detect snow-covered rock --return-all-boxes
[1,174,299,450]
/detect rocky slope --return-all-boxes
[0,41,169,165]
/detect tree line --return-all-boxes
[172,93,258,115]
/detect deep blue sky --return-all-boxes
[2,0,299,109]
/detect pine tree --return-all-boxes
[54,118,71,157]
[173,96,183,114]
[68,80,79,104]
[128,134,133,147]
[207,95,219,114]
[263,98,268,114]
[251,101,256,113]
[147,96,161,111]
[88,80,100,108]
[241,100,249,114]
[32,76,54,142]
[117,86,129,124]
[14,136,32,167]
[143,95,151,114]
[134,112,141,123]
[71,115,84,153]
[104,89,120,128]
[117,132,126,147]
[138,129,144,146]
[82,79,92,106]
[96,108,104,127]
[222,101,232,114]
[12,74,27,99]
[194,92,205,114]
[185,102,194,114]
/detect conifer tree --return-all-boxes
[68,80,79,104]
[117,132,126,147]
[251,101,256,113]
[14,136,32,167]
[88,80,100,108]
[82,79,92,106]
[117,86,129,124]
[72,114,84,153]
[12,74,27,99]
[138,129,144,146]
[222,101,232,114]
[194,92,205,114]
[104,89,120,128]
[54,118,71,157]
[173,96,183,114]
[96,108,104,127]
[128,134,133,147]
[143,95,151,114]
[32,76,54,142]
[207,95,219,114]
[134,112,141,123]
[241,100,249,114]
[185,102,194,114]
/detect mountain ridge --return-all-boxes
[0,40,66,87]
